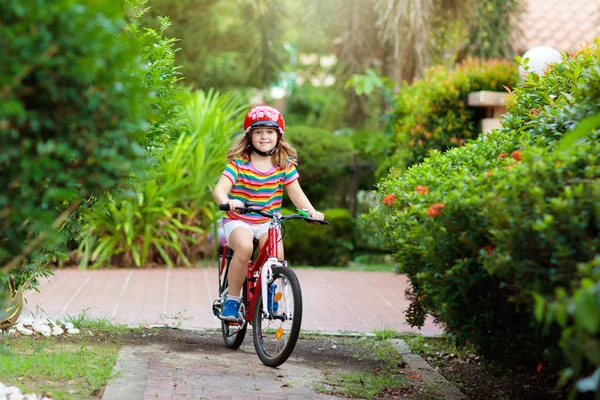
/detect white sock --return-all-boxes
[227,295,241,303]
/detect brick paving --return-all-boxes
[22,267,443,336]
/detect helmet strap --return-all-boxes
[249,144,276,157]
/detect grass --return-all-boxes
[0,335,120,399]
[315,336,441,399]
[372,325,399,340]
[0,311,131,399]
[402,334,469,360]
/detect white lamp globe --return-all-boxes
[519,45,563,79]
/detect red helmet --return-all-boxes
[243,105,285,135]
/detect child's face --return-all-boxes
[251,128,279,153]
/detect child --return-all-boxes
[212,105,324,321]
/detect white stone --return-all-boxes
[23,395,37,400]
[4,387,20,395]
[67,328,80,334]
[64,322,74,330]
[9,393,24,400]
[18,317,34,326]
[51,327,64,336]
[31,324,47,334]
[16,327,33,336]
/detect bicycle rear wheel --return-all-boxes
[219,257,247,349]
[252,265,302,367]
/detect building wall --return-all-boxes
[514,0,600,53]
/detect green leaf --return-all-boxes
[574,292,600,334]
[557,112,600,152]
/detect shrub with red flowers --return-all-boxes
[382,194,396,205]
[367,41,600,395]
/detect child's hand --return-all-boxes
[228,199,244,213]
[309,210,324,221]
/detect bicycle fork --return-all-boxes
[260,258,292,321]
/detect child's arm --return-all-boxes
[213,176,244,212]
[286,180,324,221]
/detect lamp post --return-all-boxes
[519,45,563,79]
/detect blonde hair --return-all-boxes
[226,133,298,168]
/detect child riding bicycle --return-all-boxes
[212,105,324,322]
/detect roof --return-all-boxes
[514,0,600,53]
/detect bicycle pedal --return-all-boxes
[227,321,240,326]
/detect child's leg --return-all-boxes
[258,232,284,261]
[227,227,254,297]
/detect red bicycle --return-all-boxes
[212,202,328,367]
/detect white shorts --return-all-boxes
[222,220,271,242]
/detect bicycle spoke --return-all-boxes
[253,266,302,367]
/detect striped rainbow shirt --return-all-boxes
[222,158,299,224]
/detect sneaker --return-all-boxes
[267,283,279,313]
[220,298,240,322]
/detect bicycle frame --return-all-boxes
[219,216,283,325]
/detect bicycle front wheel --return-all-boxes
[252,265,302,367]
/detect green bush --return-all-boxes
[285,84,348,131]
[286,126,354,210]
[0,0,149,292]
[366,42,600,370]
[122,2,183,148]
[389,58,519,171]
[282,208,354,266]
[78,90,245,268]
[536,257,600,395]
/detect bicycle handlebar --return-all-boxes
[219,202,329,225]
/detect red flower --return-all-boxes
[511,151,522,161]
[382,194,396,205]
[426,203,445,218]
[498,153,508,159]
[484,245,495,256]
[536,362,543,373]
[415,185,429,196]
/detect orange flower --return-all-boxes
[498,153,508,159]
[536,362,543,373]
[458,139,466,146]
[415,185,429,196]
[382,194,396,205]
[511,150,522,161]
[449,137,458,145]
[424,131,432,139]
[426,203,445,218]
[530,109,540,116]
[485,170,493,178]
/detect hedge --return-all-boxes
[388,58,519,171]
[366,41,600,376]
[282,208,354,266]
[0,0,149,292]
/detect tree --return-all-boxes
[143,0,288,90]
[0,0,150,305]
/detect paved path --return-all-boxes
[22,267,443,336]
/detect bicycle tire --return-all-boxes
[252,265,302,367]
[219,257,247,349]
